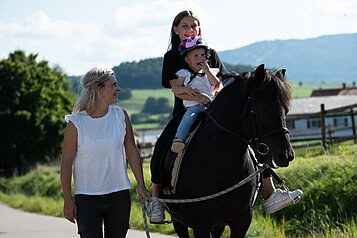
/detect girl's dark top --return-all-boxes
[162,48,227,118]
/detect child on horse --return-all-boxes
[171,36,222,153]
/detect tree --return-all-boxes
[112,57,163,89]
[141,97,172,114]
[118,89,132,101]
[67,75,82,93]
[0,50,75,177]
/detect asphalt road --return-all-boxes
[0,202,174,238]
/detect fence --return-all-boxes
[135,104,357,157]
[288,103,357,150]
[135,128,163,159]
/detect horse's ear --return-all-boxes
[254,64,265,85]
[275,69,286,79]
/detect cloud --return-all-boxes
[0,0,205,74]
[4,0,354,75]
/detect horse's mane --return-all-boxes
[218,69,292,111]
[260,69,292,111]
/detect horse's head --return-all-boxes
[243,64,294,168]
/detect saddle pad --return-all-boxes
[162,121,202,195]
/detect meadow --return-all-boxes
[1,141,356,237]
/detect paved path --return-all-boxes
[0,202,175,238]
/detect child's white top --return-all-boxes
[176,68,220,108]
[64,105,132,195]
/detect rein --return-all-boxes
[206,89,289,155]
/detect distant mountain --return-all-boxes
[219,33,357,83]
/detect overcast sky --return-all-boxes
[1,0,356,75]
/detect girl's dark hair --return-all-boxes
[168,10,201,51]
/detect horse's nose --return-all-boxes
[277,148,294,167]
[288,148,295,161]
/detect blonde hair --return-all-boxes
[73,67,114,113]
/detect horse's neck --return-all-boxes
[209,83,249,134]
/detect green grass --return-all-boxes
[117,89,173,116]
[1,142,357,237]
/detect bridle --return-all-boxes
[206,87,289,156]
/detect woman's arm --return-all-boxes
[123,110,150,201]
[171,77,200,97]
[60,121,77,223]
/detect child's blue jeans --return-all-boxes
[175,104,205,140]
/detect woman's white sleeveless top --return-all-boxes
[65,105,132,195]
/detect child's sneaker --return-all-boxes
[149,199,165,223]
[262,188,303,214]
[171,138,185,153]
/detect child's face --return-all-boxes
[184,47,206,73]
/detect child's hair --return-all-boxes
[169,10,201,51]
[73,67,114,113]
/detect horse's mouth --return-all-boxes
[270,155,279,169]
[271,151,292,168]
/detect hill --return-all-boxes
[219,33,357,83]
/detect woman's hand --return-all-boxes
[138,183,151,203]
[63,199,77,223]
[185,87,200,97]
[195,93,212,107]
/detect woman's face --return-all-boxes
[100,75,121,105]
[174,16,200,41]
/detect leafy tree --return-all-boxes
[66,75,82,93]
[112,57,163,89]
[141,97,172,114]
[224,63,255,74]
[141,97,157,114]
[0,50,74,177]
[118,88,132,101]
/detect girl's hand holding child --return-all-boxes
[185,87,200,97]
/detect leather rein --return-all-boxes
[205,88,290,156]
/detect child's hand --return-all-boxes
[199,60,210,74]
[185,87,200,97]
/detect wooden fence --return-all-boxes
[287,103,357,150]
[136,104,357,157]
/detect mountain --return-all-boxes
[218,33,357,83]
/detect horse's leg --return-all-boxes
[193,227,211,238]
[172,219,189,238]
[210,225,225,238]
[229,212,252,238]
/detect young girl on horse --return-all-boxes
[150,10,302,226]
[171,36,222,153]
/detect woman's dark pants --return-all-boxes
[75,190,131,238]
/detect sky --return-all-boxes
[1,0,356,76]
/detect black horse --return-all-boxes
[162,64,294,237]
